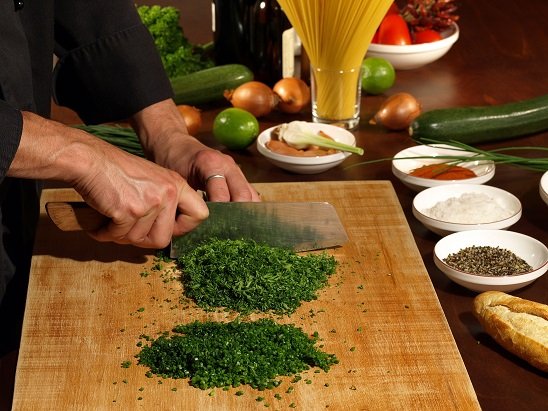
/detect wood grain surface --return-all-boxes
[12,182,480,410]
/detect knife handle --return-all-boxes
[46,202,109,231]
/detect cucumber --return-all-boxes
[170,64,253,106]
[409,94,548,144]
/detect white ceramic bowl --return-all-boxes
[392,144,495,192]
[412,184,522,236]
[256,123,357,174]
[366,23,459,70]
[434,230,548,292]
[540,171,548,206]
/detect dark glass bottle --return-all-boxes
[212,0,291,86]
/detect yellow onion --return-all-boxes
[370,92,422,130]
[176,105,202,135]
[273,77,311,113]
[224,81,279,118]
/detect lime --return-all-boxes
[212,108,260,150]
[361,57,396,95]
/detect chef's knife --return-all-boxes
[45,201,348,256]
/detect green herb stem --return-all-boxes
[347,139,548,172]
[74,124,145,158]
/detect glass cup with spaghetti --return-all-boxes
[278,0,394,130]
[310,66,362,129]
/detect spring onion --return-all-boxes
[74,124,145,158]
[348,138,548,172]
[278,121,364,155]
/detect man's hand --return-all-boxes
[72,141,209,247]
[130,99,261,202]
[11,111,209,249]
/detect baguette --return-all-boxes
[473,291,548,372]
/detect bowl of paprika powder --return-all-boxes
[392,144,496,192]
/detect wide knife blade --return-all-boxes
[170,201,348,256]
[45,201,348,256]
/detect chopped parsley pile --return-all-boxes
[137,319,338,390]
[178,238,337,314]
[136,238,339,392]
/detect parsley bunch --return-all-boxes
[137,5,213,78]
[137,319,338,390]
[178,239,337,314]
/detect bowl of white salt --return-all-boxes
[412,184,522,236]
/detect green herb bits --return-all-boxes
[137,319,338,390]
[136,238,340,392]
[178,238,337,314]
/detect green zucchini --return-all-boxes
[170,64,253,106]
[409,94,548,144]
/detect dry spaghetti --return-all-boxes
[278,0,393,121]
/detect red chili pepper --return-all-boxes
[413,29,443,44]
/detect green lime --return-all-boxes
[212,108,260,150]
[361,57,396,95]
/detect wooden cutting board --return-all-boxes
[13,181,480,410]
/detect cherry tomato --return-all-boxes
[414,29,443,44]
[377,14,412,45]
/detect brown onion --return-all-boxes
[370,92,422,131]
[176,105,202,135]
[273,77,311,113]
[224,81,278,118]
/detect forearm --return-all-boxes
[130,98,199,170]
[8,111,100,184]
[9,109,209,248]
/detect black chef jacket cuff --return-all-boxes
[0,100,22,180]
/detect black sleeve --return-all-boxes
[52,0,173,124]
[0,100,22,181]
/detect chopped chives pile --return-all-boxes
[137,319,338,390]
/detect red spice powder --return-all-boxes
[409,164,477,180]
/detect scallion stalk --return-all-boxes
[347,138,548,172]
[73,124,145,158]
[278,121,364,155]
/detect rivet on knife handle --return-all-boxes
[46,202,109,231]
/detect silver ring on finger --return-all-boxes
[205,174,225,184]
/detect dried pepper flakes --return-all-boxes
[444,246,532,276]
[178,238,337,314]
[137,319,338,390]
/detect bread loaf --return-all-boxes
[473,291,548,372]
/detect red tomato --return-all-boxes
[414,29,443,44]
[371,3,399,44]
[377,14,412,45]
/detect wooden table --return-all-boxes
[167,3,548,409]
[7,0,548,410]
